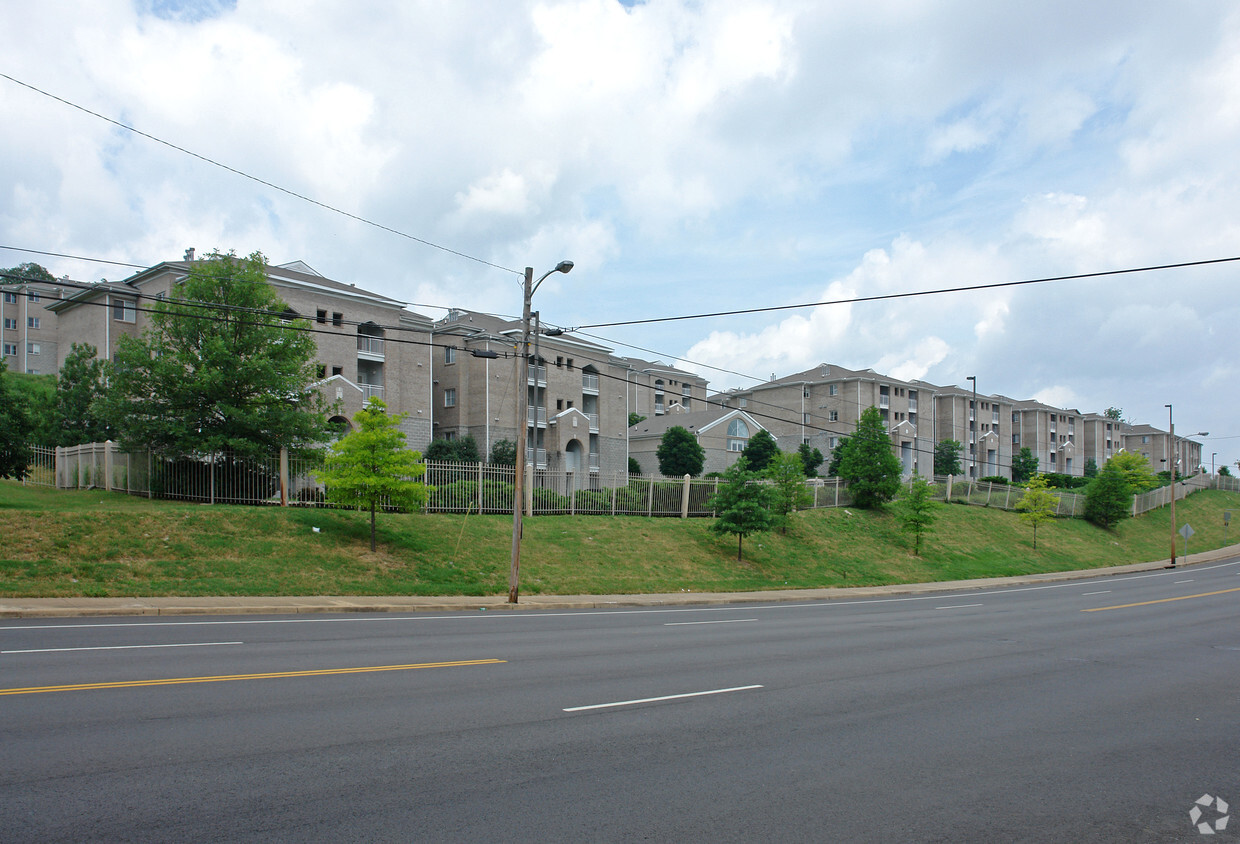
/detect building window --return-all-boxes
[445,346,456,364]
[829,410,839,422]
[727,418,750,452]
[27,317,40,329]
[27,342,40,355]
[332,312,343,327]
[2,342,15,356]
[113,300,136,323]
[2,317,15,330]
[737,397,747,407]
[2,292,17,304]
[316,309,327,324]
[444,388,456,408]
[27,290,40,302]
[331,365,343,376]
[566,358,573,369]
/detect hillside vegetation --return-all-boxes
[1,481,1238,598]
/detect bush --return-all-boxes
[1042,472,1090,490]
[978,475,1009,485]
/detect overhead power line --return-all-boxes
[568,256,1240,330]
[0,73,520,276]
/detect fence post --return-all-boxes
[946,474,953,501]
[646,477,654,517]
[834,478,840,507]
[524,463,534,516]
[680,474,691,518]
[477,462,484,513]
[569,472,576,514]
[104,441,114,492]
[611,485,617,515]
[279,447,289,506]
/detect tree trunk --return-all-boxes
[370,502,377,551]
[737,535,743,561]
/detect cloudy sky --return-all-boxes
[2,0,1238,469]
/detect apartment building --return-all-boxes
[432,309,630,479]
[1010,400,1085,476]
[1079,413,1124,471]
[932,386,1013,478]
[622,357,710,420]
[1122,423,1204,476]
[46,256,435,449]
[715,364,931,477]
[1,278,67,375]
[628,407,766,476]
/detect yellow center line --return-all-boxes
[1082,587,1240,612]
[0,658,506,696]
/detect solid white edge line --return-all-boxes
[1081,591,1111,595]
[935,603,983,609]
[2,641,244,655]
[564,685,763,712]
[664,619,758,626]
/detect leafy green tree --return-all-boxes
[1083,457,1098,479]
[1083,462,1133,529]
[489,438,516,466]
[96,250,331,458]
[1220,466,1232,478]
[797,442,824,478]
[628,456,643,475]
[1,262,56,284]
[316,399,430,551]
[1015,474,1058,550]
[826,436,848,477]
[741,429,780,472]
[455,434,481,463]
[657,425,704,477]
[892,475,942,555]
[1103,407,1123,421]
[628,412,646,427]
[708,456,774,561]
[934,439,963,476]
[1107,451,1160,492]
[766,451,812,534]
[1011,447,1038,483]
[425,438,456,461]
[837,406,903,508]
[56,343,110,445]
[0,357,34,479]
[7,372,57,446]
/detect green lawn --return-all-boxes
[1,480,1237,598]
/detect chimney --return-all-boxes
[184,248,196,261]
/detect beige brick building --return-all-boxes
[1,277,68,375]
[628,407,766,476]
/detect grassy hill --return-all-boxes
[2,481,1238,598]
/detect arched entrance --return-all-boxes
[565,439,585,492]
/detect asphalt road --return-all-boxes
[3,559,1239,842]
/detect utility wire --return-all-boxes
[568,256,1240,330]
[0,73,521,276]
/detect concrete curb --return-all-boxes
[2,545,1237,619]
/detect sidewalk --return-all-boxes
[3,546,1237,619]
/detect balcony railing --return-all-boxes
[360,383,384,400]
[527,406,548,426]
[908,399,918,412]
[525,447,547,468]
[879,395,890,409]
[587,413,599,432]
[589,453,600,472]
[582,373,599,393]
[527,364,547,385]
[357,336,384,359]
[654,402,665,415]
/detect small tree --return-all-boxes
[657,425,704,477]
[837,406,903,508]
[628,456,643,475]
[1107,451,1160,492]
[489,438,516,466]
[0,358,34,479]
[316,399,430,551]
[826,436,849,477]
[424,438,457,461]
[1083,458,1098,479]
[934,439,963,476]
[708,457,773,561]
[1103,407,1123,421]
[892,475,942,555]
[1083,462,1132,529]
[1015,474,1058,550]
[56,343,110,446]
[628,412,646,427]
[766,451,812,534]
[1011,447,1038,484]
[1220,466,1232,478]
[741,429,780,473]
[797,442,824,478]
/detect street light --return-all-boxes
[1166,404,1176,567]
[966,376,977,479]
[509,260,573,603]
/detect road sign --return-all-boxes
[1179,524,1195,540]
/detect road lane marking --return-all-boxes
[564,685,763,712]
[936,603,983,610]
[2,641,243,654]
[1083,587,1240,613]
[1081,591,1111,596]
[664,619,758,626]
[1174,580,1194,584]
[0,658,506,696]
